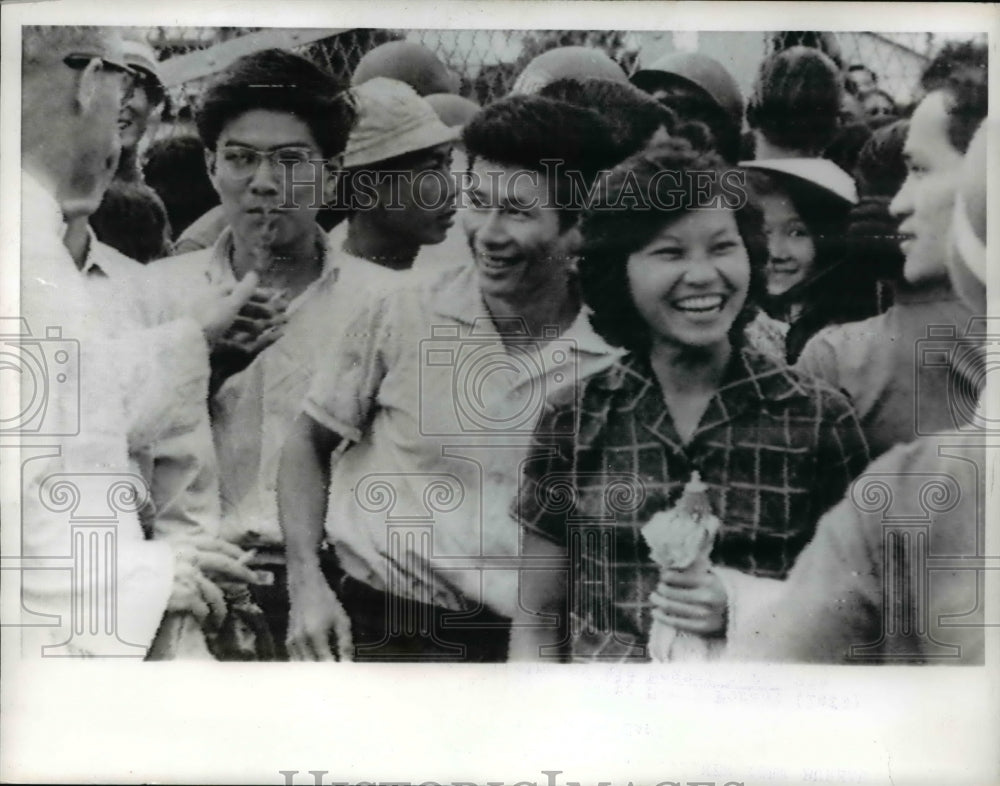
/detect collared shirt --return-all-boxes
[518,347,871,661]
[155,226,401,545]
[172,204,228,256]
[796,280,978,459]
[304,263,621,615]
[16,170,174,656]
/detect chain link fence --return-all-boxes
[137,27,982,142]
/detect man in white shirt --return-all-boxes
[278,94,623,661]
[150,49,385,656]
[15,25,258,657]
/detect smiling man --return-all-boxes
[278,94,622,662]
[796,41,986,458]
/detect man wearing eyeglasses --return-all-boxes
[18,26,261,658]
[152,49,398,656]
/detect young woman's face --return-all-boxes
[757,191,817,297]
[626,208,751,350]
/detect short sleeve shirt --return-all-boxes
[304,264,621,614]
[517,346,871,661]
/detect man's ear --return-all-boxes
[322,155,343,207]
[73,58,105,113]
[561,219,583,257]
[205,148,222,196]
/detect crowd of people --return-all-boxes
[17,26,989,663]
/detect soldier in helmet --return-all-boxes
[631,51,744,163]
[351,40,460,96]
[510,45,628,96]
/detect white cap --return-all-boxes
[343,77,457,168]
[740,157,858,204]
[121,37,161,83]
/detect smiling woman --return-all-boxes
[742,158,882,363]
[512,136,871,662]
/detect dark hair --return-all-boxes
[462,94,618,228]
[90,180,172,263]
[578,137,768,354]
[920,40,988,154]
[539,77,679,163]
[143,135,220,239]
[747,46,843,155]
[771,31,844,69]
[637,76,742,163]
[746,169,851,279]
[855,119,909,198]
[823,121,873,179]
[196,48,356,159]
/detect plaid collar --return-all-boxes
[586,345,811,452]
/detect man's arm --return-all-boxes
[277,412,352,661]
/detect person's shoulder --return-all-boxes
[550,354,634,411]
[785,361,858,414]
[802,312,888,359]
[745,345,857,418]
[149,246,214,274]
[334,252,407,293]
[91,240,146,278]
[173,205,227,254]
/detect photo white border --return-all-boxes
[2,2,998,784]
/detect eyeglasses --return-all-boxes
[216,145,319,180]
[63,53,137,101]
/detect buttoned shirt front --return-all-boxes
[155,226,401,546]
[304,263,621,615]
[518,347,871,660]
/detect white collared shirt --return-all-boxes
[16,170,174,656]
[304,263,621,615]
[156,225,402,545]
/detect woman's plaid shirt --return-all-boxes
[517,346,871,661]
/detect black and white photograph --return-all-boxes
[1,1,997,784]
